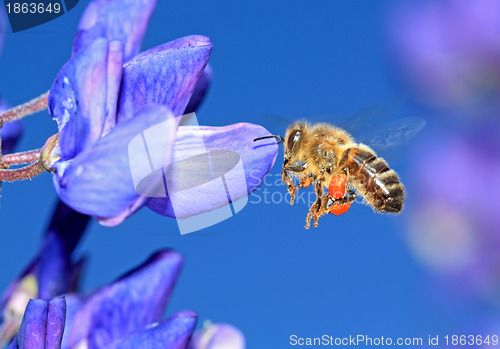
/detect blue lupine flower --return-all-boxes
[47,0,278,226]
[388,0,500,112]
[0,202,88,346]
[2,199,247,348]
[8,249,244,348]
[406,128,500,302]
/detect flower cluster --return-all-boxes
[388,0,500,113]
[1,203,245,349]
[0,0,278,227]
[0,0,280,347]
[389,0,500,303]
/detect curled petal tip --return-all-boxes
[189,323,245,349]
[172,310,197,319]
[148,249,184,266]
[108,311,197,349]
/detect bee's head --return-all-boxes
[283,122,305,164]
[252,121,305,164]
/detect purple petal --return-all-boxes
[53,104,179,224]
[48,38,123,160]
[16,297,66,349]
[73,0,156,62]
[45,298,66,348]
[102,41,124,135]
[117,36,213,123]
[108,311,197,349]
[184,64,213,114]
[63,250,183,348]
[146,123,278,218]
[188,324,245,349]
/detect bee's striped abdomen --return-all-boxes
[338,145,405,213]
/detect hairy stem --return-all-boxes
[0,133,59,182]
[1,149,41,166]
[0,162,44,182]
[0,90,50,124]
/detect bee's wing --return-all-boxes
[350,116,426,153]
[339,102,403,133]
[339,102,426,159]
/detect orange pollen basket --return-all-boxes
[328,174,352,215]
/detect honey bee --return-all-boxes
[254,121,406,229]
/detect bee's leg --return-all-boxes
[282,164,307,205]
[290,175,313,204]
[335,189,358,205]
[305,196,331,229]
[326,189,358,216]
[281,168,297,205]
[299,175,313,188]
[305,179,325,229]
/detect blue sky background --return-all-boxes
[0,0,491,347]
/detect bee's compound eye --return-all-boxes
[286,130,301,153]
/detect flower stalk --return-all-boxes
[0,90,49,188]
[0,161,44,182]
[1,149,41,166]
[0,91,49,124]
[0,133,58,181]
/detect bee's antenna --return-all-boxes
[253,135,284,144]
